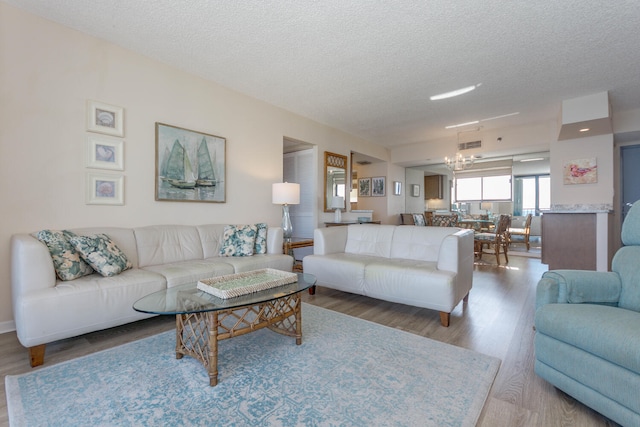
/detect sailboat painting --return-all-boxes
[155,123,226,202]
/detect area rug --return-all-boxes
[6,304,500,426]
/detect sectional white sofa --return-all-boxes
[303,224,474,326]
[11,224,292,367]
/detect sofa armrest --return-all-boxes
[266,226,284,254]
[536,270,622,311]
[11,234,57,300]
[312,227,348,255]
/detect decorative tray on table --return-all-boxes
[197,268,298,299]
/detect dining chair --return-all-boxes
[508,214,532,250]
[474,214,511,265]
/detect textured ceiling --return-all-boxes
[6,0,640,147]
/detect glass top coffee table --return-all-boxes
[133,272,316,386]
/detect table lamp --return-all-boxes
[272,182,300,239]
[331,196,345,223]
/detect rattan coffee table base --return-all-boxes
[175,293,302,386]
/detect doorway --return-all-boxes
[621,144,640,223]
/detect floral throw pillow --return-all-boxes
[219,225,257,257]
[68,234,132,277]
[36,230,94,281]
[254,223,268,254]
[412,214,426,226]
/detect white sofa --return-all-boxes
[303,224,474,326]
[11,224,292,366]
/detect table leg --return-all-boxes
[295,294,302,345]
[208,311,219,387]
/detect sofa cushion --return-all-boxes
[254,223,268,254]
[390,226,458,262]
[344,224,395,258]
[303,253,370,294]
[219,254,294,273]
[134,225,204,267]
[142,259,234,288]
[35,230,94,281]
[219,224,257,257]
[364,259,457,312]
[68,234,133,277]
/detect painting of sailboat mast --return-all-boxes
[156,123,226,202]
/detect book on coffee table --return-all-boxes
[197,268,298,299]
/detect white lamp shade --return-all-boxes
[331,196,345,209]
[272,182,300,205]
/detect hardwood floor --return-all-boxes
[0,255,620,426]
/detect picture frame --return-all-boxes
[563,158,597,185]
[412,184,420,197]
[86,172,124,205]
[372,176,386,197]
[155,122,226,203]
[86,135,124,170]
[393,181,402,196]
[87,100,124,137]
[358,178,371,197]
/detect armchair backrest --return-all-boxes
[523,214,532,231]
[614,200,640,312]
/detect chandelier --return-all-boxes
[445,153,475,171]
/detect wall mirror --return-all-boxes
[324,151,348,212]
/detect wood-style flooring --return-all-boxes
[0,251,621,426]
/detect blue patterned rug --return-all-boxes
[6,304,500,426]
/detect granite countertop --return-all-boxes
[548,203,613,213]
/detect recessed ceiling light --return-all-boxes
[445,120,480,129]
[430,85,478,101]
[579,128,590,132]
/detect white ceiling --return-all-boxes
[7,0,640,148]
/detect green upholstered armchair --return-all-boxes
[535,201,640,427]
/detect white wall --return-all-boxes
[0,4,388,327]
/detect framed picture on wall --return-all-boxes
[86,172,124,205]
[87,100,124,137]
[155,122,226,203]
[358,178,371,197]
[86,135,124,170]
[412,184,420,197]
[372,176,386,196]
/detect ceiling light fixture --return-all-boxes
[445,120,479,129]
[520,158,544,163]
[445,153,475,171]
[430,85,478,101]
[579,128,590,132]
[480,112,520,121]
[444,111,519,129]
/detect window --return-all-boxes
[513,175,550,215]
[454,174,512,202]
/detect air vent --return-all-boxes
[458,140,482,151]
[356,160,372,165]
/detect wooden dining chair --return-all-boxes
[474,214,511,265]
[508,214,532,250]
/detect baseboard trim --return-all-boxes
[0,320,16,334]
